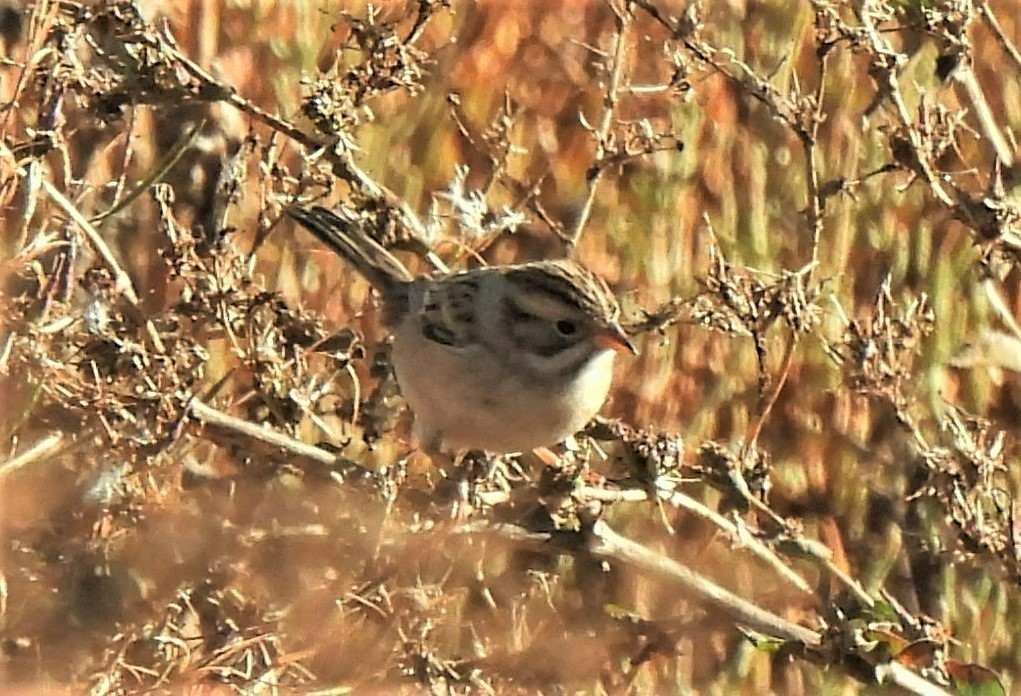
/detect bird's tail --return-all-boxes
[285,205,414,295]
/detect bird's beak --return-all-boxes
[594,323,637,355]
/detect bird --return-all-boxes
[286,204,635,454]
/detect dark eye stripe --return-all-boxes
[502,298,534,322]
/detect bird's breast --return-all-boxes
[390,323,616,452]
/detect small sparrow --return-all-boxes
[287,205,635,453]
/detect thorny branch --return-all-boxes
[567,1,632,248]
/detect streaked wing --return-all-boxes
[415,273,482,349]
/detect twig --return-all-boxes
[90,121,207,223]
[983,278,1021,340]
[951,66,1014,167]
[854,8,957,209]
[186,399,368,475]
[634,0,806,135]
[567,1,632,247]
[586,520,821,642]
[478,480,814,595]
[0,140,167,355]
[163,35,431,241]
[742,330,798,457]
[461,518,820,645]
[661,485,813,594]
[0,396,369,498]
[803,15,829,272]
[876,664,955,696]
[978,1,1021,73]
[460,519,953,695]
[0,432,64,479]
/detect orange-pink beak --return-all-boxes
[594,323,637,355]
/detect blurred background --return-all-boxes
[2,0,1021,693]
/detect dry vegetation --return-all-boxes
[2,0,1021,694]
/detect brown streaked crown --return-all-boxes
[503,260,622,326]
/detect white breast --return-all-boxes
[390,322,616,453]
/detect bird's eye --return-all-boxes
[555,319,578,336]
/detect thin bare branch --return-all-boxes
[567,1,633,247]
[0,432,64,479]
